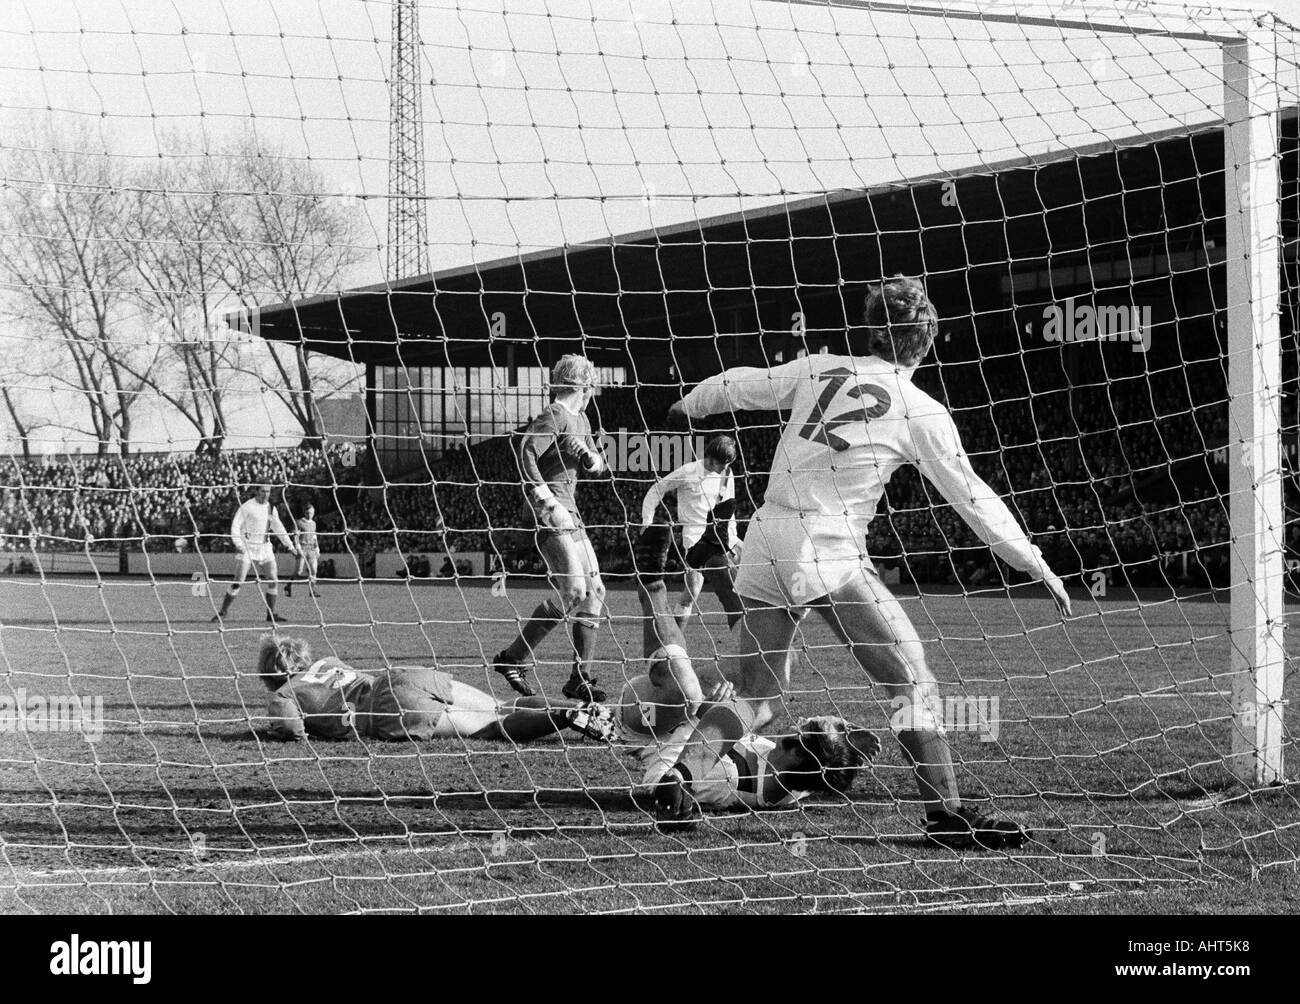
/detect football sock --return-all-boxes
[504,597,564,663]
[570,616,599,681]
[635,522,672,586]
[703,563,745,629]
[495,696,568,742]
[897,728,961,816]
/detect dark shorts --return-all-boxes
[365,666,456,741]
[684,537,736,572]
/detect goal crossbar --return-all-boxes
[779,0,1250,43]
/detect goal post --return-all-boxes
[812,0,1291,796]
[1225,27,1285,786]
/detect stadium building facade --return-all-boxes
[229,113,1298,495]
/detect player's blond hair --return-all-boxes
[859,274,938,367]
[549,354,597,395]
[257,634,312,690]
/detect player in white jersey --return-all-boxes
[651,710,878,824]
[284,504,320,599]
[663,276,1072,850]
[211,485,299,624]
[622,515,877,817]
[640,434,744,630]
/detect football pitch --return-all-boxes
[1,574,1297,915]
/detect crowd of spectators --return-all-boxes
[1,446,356,554]
[0,368,1275,588]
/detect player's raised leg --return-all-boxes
[697,547,746,629]
[635,518,708,703]
[675,568,704,629]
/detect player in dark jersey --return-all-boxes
[494,354,609,704]
[256,635,618,744]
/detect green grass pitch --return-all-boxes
[1,573,1297,914]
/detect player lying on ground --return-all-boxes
[651,707,879,824]
[256,635,618,744]
[620,518,878,816]
[212,484,300,624]
[284,503,320,599]
[666,276,1072,850]
[639,433,745,630]
[494,354,609,703]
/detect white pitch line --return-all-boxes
[11,841,531,879]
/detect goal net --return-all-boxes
[0,0,1297,914]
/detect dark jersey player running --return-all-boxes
[494,354,609,703]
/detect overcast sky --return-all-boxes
[1,0,1296,452]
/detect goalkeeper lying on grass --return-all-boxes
[623,517,879,817]
[255,635,618,744]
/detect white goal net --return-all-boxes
[0,0,1298,914]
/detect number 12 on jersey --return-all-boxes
[797,367,892,451]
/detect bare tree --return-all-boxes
[0,132,151,456]
[221,135,366,448]
[1,384,40,460]
[117,150,246,455]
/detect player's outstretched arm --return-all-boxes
[640,464,688,528]
[912,412,1072,616]
[263,692,307,741]
[230,504,246,553]
[672,357,809,421]
[270,508,296,554]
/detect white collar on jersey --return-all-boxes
[861,353,918,381]
[553,396,585,418]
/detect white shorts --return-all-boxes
[734,504,875,609]
[234,552,277,584]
